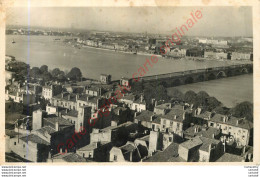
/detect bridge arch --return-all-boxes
[216,71,226,78]
[197,75,205,82]
[241,68,248,74]
[208,73,216,80]
[184,77,194,84]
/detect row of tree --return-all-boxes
[29,65,83,82]
[169,88,253,122]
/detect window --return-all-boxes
[114,155,117,161]
[83,153,85,158]
[229,127,232,130]
[169,137,172,142]
[217,123,219,127]
[210,123,214,127]
[89,153,92,158]
[170,121,173,127]
[14,142,16,145]
[177,123,180,128]
[242,136,245,140]
[23,144,25,148]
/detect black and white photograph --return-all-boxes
[2,1,257,165]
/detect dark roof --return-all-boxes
[210,113,252,130]
[144,143,184,162]
[160,108,186,122]
[180,136,220,152]
[215,153,244,162]
[53,93,77,102]
[44,116,74,129]
[20,134,50,145]
[63,110,78,117]
[135,110,154,122]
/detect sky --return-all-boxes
[6,6,253,37]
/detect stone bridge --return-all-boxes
[133,64,253,87]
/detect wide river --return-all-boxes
[6,35,253,107]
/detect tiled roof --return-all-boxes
[210,113,252,130]
[135,110,154,122]
[20,134,50,146]
[121,93,136,101]
[198,136,220,152]
[63,110,78,118]
[52,153,87,162]
[36,126,56,135]
[144,143,184,162]
[53,93,77,102]
[160,108,186,122]
[215,153,244,162]
[180,137,203,149]
[120,142,136,153]
[44,116,74,129]
[77,143,97,151]
[196,127,221,139]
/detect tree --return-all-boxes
[52,68,61,77]
[168,88,184,101]
[184,90,197,104]
[229,101,253,122]
[66,67,82,80]
[207,96,222,111]
[30,67,41,78]
[194,91,210,107]
[42,72,53,82]
[40,65,48,73]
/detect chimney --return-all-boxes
[150,115,154,122]
[174,115,177,119]
[236,119,239,125]
[194,127,198,133]
[182,106,185,110]
[87,96,89,101]
[140,95,144,102]
[55,122,59,131]
[183,112,185,120]
[155,101,158,107]
[68,94,70,100]
[212,133,215,139]
[76,94,79,101]
[117,109,121,115]
[61,93,64,98]
[65,109,68,113]
[134,112,138,117]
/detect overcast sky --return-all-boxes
[6,6,252,37]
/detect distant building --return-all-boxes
[42,84,62,100]
[109,141,142,162]
[231,52,251,60]
[100,74,111,84]
[178,136,223,162]
[208,114,252,146]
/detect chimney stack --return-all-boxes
[140,95,144,102]
[150,115,154,122]
[55,122,59,131]
[61,93,64,98]
[68,94,70,100]
[183,112,185,120]
[174,115,177,119]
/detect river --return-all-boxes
[6,35,253,107]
